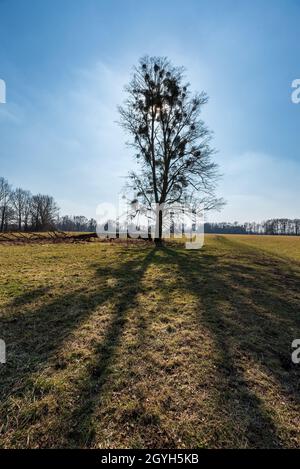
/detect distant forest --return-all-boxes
[205,220,300,236]
[0,176,96,233]
[1,176,299,235]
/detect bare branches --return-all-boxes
[118,56,224,222]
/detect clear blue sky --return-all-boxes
[0,0,300,222]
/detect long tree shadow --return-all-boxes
[2,239,300,448]
[62,248,157,447]
[0,247,156,446]
[163,240,300,448]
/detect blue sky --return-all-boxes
[0,0,300,222]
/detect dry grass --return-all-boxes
[220,234,300,262]
[0,234,300,448]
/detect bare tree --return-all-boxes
[0,177,12,232]
[11,188,32,231]
[30,194,59,231]
[119,56,224,244]
[23,192,32,231]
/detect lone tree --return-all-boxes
[119,56,223,244]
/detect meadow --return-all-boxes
[0,234,299,448]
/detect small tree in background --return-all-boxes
[11,188,31,231]
[119,56,224,245]
[30,194,58,231]
[0,177,12,232]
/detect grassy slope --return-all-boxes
[219,234,300,263]
[0,235,300,448]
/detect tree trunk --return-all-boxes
[0,206,5,232]
[154,209,163,247]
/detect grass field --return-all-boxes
[0,234,300,448]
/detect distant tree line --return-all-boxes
[0,176,96,232]
[205,220,300,236]
[56,215,97,233]
[2,176,299,235]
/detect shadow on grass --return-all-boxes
[0,247,156,446]
[64,248,157,446]
[163,239,300,448]
[1,238,300,448]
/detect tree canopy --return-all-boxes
[118,56,224,241]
